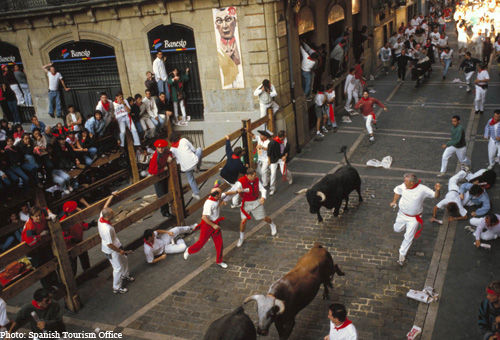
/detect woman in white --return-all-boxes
[113,93,141,147]
[344,68,358,113]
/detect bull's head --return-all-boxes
[296,188,326,213]
[243,294,285,335]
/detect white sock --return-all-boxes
[269,223,277,235]
[239,232,245,240]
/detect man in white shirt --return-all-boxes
[142,89,164,130]
[390,174,440,266]
[95,92,115,128]
[254,79,279,118]
[152,51,170,102]
[113,93,141,147]
[301,43,317,98]
[325,83,337,131]
[42,63,70,118]
[379,43,392,75]
[324,303,357,340]
[474,64,489,115]
[97,193,134,294]
[440,47,453,80]
[344,68,358,113]
[0,297,11,331]
[169,132,202,200]
[431,170,469,224]
[184,187,239,268]
[469,213,500,248]
[255,130,271,186]
[143,225,195,264]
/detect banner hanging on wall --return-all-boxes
[212,6,244,89]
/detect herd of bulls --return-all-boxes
[204,146,362,340]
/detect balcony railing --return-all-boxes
[0,0,91,12]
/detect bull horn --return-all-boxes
[295,188,308,194]
[316,191,326,202]
[274,299,285,315]
[244,294,264,305]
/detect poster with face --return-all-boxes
[213,6,244,89]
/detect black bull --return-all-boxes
[203,306,257,340]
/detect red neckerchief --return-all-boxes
[490,118,498,126]
[221,37,236,46]
[32,300,46,310]
[273,136,283,144]
[101,100,110,112]
[207,196,219,202]
[170,140,180,148]
[231,154,240,159]
[361,97,370,102]
[99,217,111,225]
[487,288,500,296]
[334,319,352,330]
[408,180,421,189]
[144,238,154,248]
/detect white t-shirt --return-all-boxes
[113,99,131,121]
[437,37,449,47]
[202,198,221,221]
[98,213,121,254]
[410,19,419,27]
[314,93,326,107]
[152,57,167,81]
[430,32,440,44]
[144,231,167,263]
[0,298,9,329]
[495,41,500,52]
[329,321,358,340]
[473,215,500,240]
[405,27,416,37]
[257,138,270,161]
[19,211,29,222]
[440,49,453,60]
[436,192,467,216]
[394,183,435,215]
[476,70,489,86]
[68,113,81,131]
[170,138,199,172]
[47,72,63,91]
[325,89,336,103]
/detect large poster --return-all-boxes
[213,6,244,89]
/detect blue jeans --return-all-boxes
[301,70,312,97]
[52,169,71,189]
[442,59,452,77]
[48,90,62,117]
[185,147,202,196]
[23,154,39,173]
[6,166,29,185]
[88,147,97,158]
[1,228,21,252]
[7,100,21,123]
[156,80,170,102]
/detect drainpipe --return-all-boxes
[285,2,301,154]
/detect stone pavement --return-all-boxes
[6,31,498,340]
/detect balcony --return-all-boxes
[0,0,87,12]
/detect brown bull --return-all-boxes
[244,243,344,339]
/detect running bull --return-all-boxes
[244,243,344,339]
[296,146,362,222]
[203,306,257,340]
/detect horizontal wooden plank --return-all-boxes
[202,129,243,158]
[185,182,230,216]
[69,192,173,258]
[0,222,23,239]
[249,115,269,131]
[0,238,50,269]
[182,160,227,194]
[61,172,168,228]
[91,151,122,168]
[1,259,58,300]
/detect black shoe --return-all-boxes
[162,212,173,219]
[49,113,55,118]
[475,110,480,114]
[480,111,484,115]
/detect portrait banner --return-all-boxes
[213,6,244,89]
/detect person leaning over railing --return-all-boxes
[220,134,247,209]
[148,139,173,219]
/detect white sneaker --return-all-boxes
[218,262,228,269]
[192,194,201,200]
[237,238,244,247]
[464,225,475,233]
[113,287,128,294]
[369,136,375,142]
[270,224,277,236]
[183,248,189,260]
[350,111,359,116]
[288,176,293,185]
[269,189,275,196]
[437,172,446,177]
[190,223,197,232]
[342,117,352,123]
[321,127,328,134]
[397,254,405,266]
[316,131,324,138]
[487,164,495,170]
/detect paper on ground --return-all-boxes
[366,156,393,168]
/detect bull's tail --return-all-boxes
[339,145,350,166]
[334,264,345,276]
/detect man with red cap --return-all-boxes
[60,201,91,275]
[148,139,173,218]
[184,186,240,268]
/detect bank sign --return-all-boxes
[49,40,116,63]
[148,24,196,54]
[0,42,22,65]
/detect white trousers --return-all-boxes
[364,115,374,135]
[160,226,192,254]
[464,71,474,90]
[474,86,487,111]
[270,160,292,191]
[393,211,420,256]
[173,100,186,121]
[118,117,141,146]
[487,139,500,166]
[345,89,359,111]
[257,159,270,186]
[470,217,499,241]
[9,84,24,105]
[448,170,467,192]
[259,101,279,118]
[20,84,32,106]
[109,251,129,290]
[440,146,469,172]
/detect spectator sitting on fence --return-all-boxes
[85,110,106,139]
[142,90,161,135]
[137,145,153,178]
[30,116,46,134]
[78,129,98,161]
[65,105,83,133]
[66,130,93,166]
[169,132,203,201]
[220,134,246,208]
[9,288,66,333]
[4,136,33,187]
[133,93,155,140]
[143,225,196,264]
[0,212,23,252]
[127,96,144,139]
[60,200,91,275]
[52,137,81,194]
[148,139,173,218]
[51,122,68,139]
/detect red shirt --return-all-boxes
[354,97,385,116]
[60,214,89,248]
[148,150,172,175]
[238,176,260,202]
[21,214,47,246]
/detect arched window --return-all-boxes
[297,6,315,35]
[328,5,345,25]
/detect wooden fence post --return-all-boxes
[168,161,185,226]
[243,119,255,170]
[47,220,81,312]
[166,116,173,137]
[267,107,275,135]
[125,130,140,183]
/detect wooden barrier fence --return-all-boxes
[0,109,274,312]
